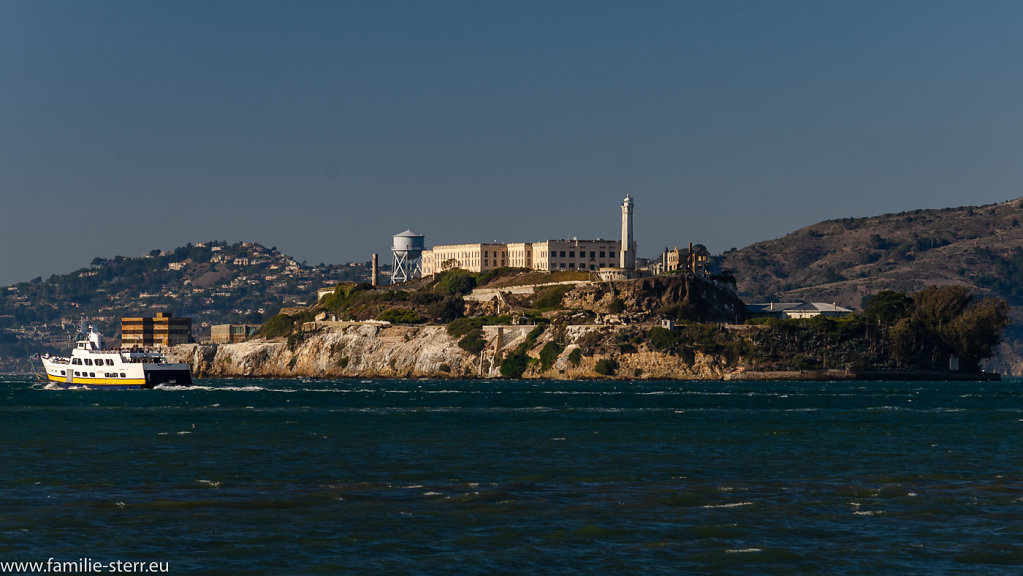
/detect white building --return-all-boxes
[418,196,637,277]
[747,302,853,319]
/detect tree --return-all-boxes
[861,291,912,326]
[886,286,1008,371]
[944,298,1010,370]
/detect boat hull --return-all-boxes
[44,369,192,389]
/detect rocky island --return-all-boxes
[166,269,1008,381]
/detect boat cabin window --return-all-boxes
[60,370,65,376]
[74,371,80,376]
[106,359,115,366]
[84,358,93,366]
[72,358,82,365]
[120,373,126,378]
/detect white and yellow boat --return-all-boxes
[41,326,192,389]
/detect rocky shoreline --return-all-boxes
[165,323,999,381]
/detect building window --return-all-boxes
[560,251,566,257]
[569,251,575,257]
[600,251,605,258]
[590,251,595,258]
[590,265,596,270]
[569,263,575,269]
[610,251,616,258]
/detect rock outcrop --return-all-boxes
[165,275,748,380]
[166,321,731,380]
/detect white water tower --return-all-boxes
[391,229,425,283]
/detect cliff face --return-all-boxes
[555,275,745,322]
[166,275,747,380]
[166,322,729,380]
[168,324,480,379]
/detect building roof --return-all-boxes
[748,302,853,314]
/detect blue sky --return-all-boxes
[3,1,1023,286]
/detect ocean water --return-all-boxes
[1,375,1021,575]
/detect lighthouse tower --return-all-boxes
[620,195,635,270]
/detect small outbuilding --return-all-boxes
[747,302,853,319]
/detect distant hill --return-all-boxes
[717,197,1023,374]
[0,241,381,371]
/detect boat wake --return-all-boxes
[153,384,274,392]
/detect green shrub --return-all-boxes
[458,331,486,354]
[532,285,573,310]
[608,299,625,314]
[447,317,481,337]
[434,269,477,296]
[446,315,511,337]
[261,314,294,339]
[500,348,529,378]
[792,353,819,370]
[568,348,582,367]
[293,309,319,325]
[427,295,465,323]
[286,329,311,351]
[594,358,618,376]
[384,290,409,302]
[647,326,678,350]
[320,282,372,313]
[376,308,422,324]
[476,267,525,286]
[539,341,563,372]
[337,356,349,369]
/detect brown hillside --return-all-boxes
[719,197,1023,308]
[718,197,1023,375]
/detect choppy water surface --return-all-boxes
[1,376,1021,574]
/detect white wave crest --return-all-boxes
[702,502,753,509]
